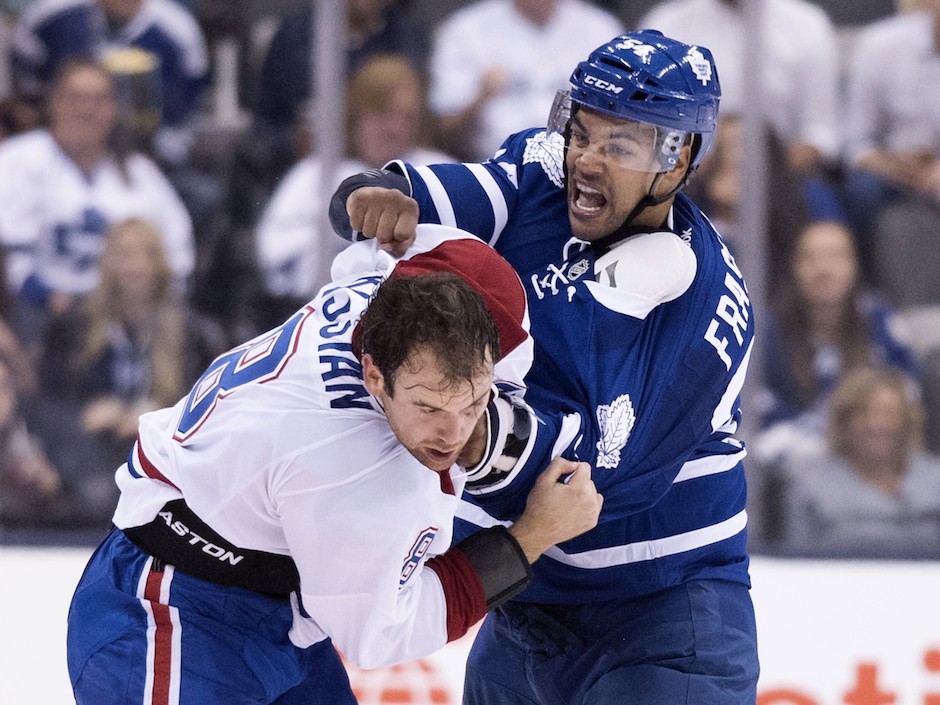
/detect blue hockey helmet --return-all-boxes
[549,30,721,173]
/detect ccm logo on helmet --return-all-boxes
[583,74,624,94]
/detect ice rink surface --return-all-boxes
[0,544,93,703]
[3,544,939,704]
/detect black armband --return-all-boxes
[328,167,412,241]
[456,526,532,609]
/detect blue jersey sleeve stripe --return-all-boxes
[673,450,746,483]
[542,509,748,569]
[465,163,509,246]
[414,166,457,227]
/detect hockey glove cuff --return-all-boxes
[328,168,412,241]
[455,526,532,610]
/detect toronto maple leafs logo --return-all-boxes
[688,48,713,86]
[523,131,565,188]
[595,394,635,469]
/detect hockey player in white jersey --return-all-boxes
[65,223,603,705]
[331,30,759,704]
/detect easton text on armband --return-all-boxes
[158,509,245,566]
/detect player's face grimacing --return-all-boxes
[364,346,494,473]
[565,109,669,241]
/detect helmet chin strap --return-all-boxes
[589,171,687,254]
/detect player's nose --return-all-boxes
[437,417,473,448]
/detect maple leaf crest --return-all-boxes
[595,394,635,469]
[523,131,565,189]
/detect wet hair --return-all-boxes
[357,272,499,394]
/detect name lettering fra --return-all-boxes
[704,243,751,370]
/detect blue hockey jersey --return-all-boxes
[387,128,755,603]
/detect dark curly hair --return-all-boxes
[358,272,500,394]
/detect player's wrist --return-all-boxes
[454,526,532,609]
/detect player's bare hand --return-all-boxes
[347,187,419,257]
[509,458,603,563]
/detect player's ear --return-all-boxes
[362,354,385,397]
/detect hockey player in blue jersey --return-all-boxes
[331,30,759,704]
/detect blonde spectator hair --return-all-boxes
[81,217,186,406]
[343,54,432,157]
[828,366,925,459]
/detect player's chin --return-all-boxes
[568,199,614,241]
[420,448,459,473]
[568,210,612,242]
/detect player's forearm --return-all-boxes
[427,526,532,639]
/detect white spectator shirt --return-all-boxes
[0,130,194,296]
[429,0,624,159]
[843,9,940,164]
[256,147,456,300]
[639,0,842,159]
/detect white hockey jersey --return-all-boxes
[111,224,531,668]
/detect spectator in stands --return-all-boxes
[637,0,842,176]
[0,353,60,525]
[0,95,41,140]
[756,219,920,439]
[254,0,432,131]
[427,0,623,160]
[254,54,454,324]
[31,217,227,526]
[221,1,435,330]
[10,0,210,167]
[685,113,845,288]
[0,58,194,336]
[0,248,35,399]
[841,0,940,284]
[779,366,940,558]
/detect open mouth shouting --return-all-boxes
[568,178,616,239]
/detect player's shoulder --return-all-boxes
[495,129,566,191]
[594,230,696,305]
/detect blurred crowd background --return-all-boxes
[0,0,939,560]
